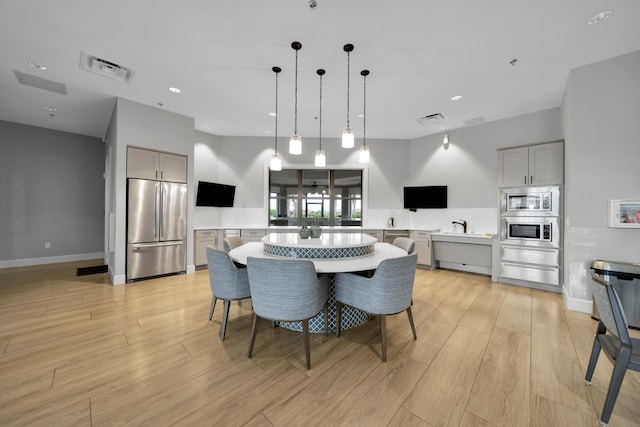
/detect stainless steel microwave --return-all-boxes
[501,217,559,248]
[500,186,560,216]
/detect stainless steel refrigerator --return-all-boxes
[126,178,187,281]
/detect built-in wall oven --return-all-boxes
[501,186,560,216]
[498,186,562,290]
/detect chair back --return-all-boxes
[393,237,415,254]
[367,253,417,314]
[247,257,328,321]
[207,247,250,300]
[591,272,630,344]
[223,236,244,252]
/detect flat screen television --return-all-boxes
[403,185,447,209]
[195,181,235,207]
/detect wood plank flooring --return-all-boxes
[1,260,639,426]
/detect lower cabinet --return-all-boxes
[241,229,266,242]
[410,230,433,268]
[363,229,384,241]
[194,229,219,268]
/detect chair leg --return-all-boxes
[585,335,602,384]
[600,348,631,425]
[220,300,231,340]
[336,301,342,338]
[323,303,329,337]
[302,319,311,370]
[248,313,260,358]
[209,296,217,320]
[379,315,387,362]
[406,306,417,340]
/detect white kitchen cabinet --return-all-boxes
[194,229,219,268]
[127,147,187,183]
[497,141,563,187]
[241,229,266,242]
[410,230,433,268]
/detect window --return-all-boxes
[269,169,363,227]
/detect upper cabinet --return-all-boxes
[497,141,563,187]
[127,147,187,183]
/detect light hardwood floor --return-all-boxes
[1,260,639,426]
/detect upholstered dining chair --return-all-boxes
[585,273,640,426]
[393,237,415,254]
[246,257,329,370]
[206,247,251,340]
[335,253,418,362]
[223,236,244,252]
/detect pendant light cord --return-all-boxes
[319,71,323,149]
[294,48,299,134]
[362,72,366,147]
[346,50,350,128]
[275,69,279,153]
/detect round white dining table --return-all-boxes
[228,233,409,333]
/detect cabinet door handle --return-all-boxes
[530,175,533,185]
[524,176,527,185]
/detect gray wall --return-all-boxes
[410,108,563,209]
[562,50,640,305]
[192,134,411,228]
[0,120,104,266]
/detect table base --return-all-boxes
[279,274,369,333]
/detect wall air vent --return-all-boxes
[80,52,134,82]
[464,116,485,126]
[416,112,447,126]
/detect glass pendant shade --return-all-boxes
[358,145,370,163]
[341,128,354,148]
[289,133,302,155]
[270,153,282,171]
[315,149,326,167]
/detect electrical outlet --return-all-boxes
[45,242,51,249]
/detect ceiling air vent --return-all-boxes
[14,70,67,95]
[416,112,447,126]
[80,52,134,82]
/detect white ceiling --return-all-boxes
[1,0,639,141]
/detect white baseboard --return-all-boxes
[0,252,104,269]
[562,288,593,314]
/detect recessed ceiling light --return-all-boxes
[588,10,613,25]
[451,95,463,101]
[28,61,47,71]
[168,86,181,94]
[44,106,57,112]
[268,112,277,117]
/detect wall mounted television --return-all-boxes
[195,181,236,207]
[403,185,447,210]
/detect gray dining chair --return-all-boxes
[223,236,244,252]
[206,247,251,340]
[585,273,640,426]
[246,257,329,370]
[393,237,415,254]
[335,253,418,362]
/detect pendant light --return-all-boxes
[315,69,326,167]
[341,43,355,149]
[289,41,302,155]
[359,70,370,163]
[270,66,282,171]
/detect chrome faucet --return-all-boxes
[452,219,467,233]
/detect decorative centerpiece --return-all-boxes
[310,217,322,238]
[299,220,310,239]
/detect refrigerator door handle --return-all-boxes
[160,183,165,240]
[131,241,184,249]
[155,184,160,239]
